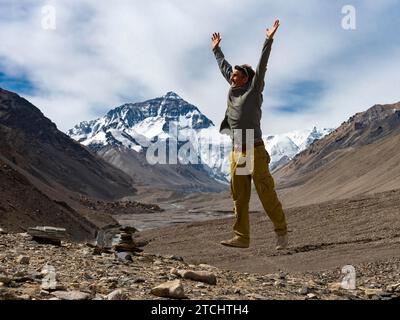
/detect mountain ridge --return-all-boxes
[274,101,400,207]
[0,87,139,239]
[68,92,332,185]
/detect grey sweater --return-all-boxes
[213,37,274,143]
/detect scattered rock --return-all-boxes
[0,232,399,300]
[115,252,133,262]
[133,277,146,283]
[0,228,6,235]
[30,272,44,281]
[28,226,66,245]
[107,289,128,300]
[379,291,392,298]
[364,288,384,298]
[12,273,34,283]
[151,280,187,299]
[40,290,50,296]
[328,282,342,292]
[16,255,30,265]
[41,282,65,291]
[198,264,217,270]
[17,294,31,300]
[299,285,309,295]
[274,280,285,288]
[386,283,400,292]
[278,271,287,280]
[0,275,12,285]
[306,293,317,299]
[92,246,112,255]
[165,255,184,262]
[246,293,267,300]
[120,226,138,234]
[170,268,217,285]
[0,288,19,300]
[52,290,91,300]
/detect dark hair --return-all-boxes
[235,64,255,82]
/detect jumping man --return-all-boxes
[212,20,288,250]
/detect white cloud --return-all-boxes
[0,0,399,134]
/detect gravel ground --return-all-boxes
[1,232,399,300]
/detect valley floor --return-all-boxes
[137,189,400,274]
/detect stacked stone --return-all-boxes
[113,226,142,253]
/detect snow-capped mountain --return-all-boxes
[287,127,333,152]
[68,92,230,190]
[265,127,334,162]
[68,92,332,183]
[264,127,333,171]
[68,91,213,152]
[265,135,299,164]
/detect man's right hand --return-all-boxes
[211,32,222,50]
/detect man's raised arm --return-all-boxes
[253,20,280,92]
[211,32,232,84]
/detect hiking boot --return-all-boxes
[275,234,288,250]
[220,237,249,248]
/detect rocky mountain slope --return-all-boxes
[274,102,400,207]
[266,126,332,170]
[0,87,139,239]
[0,87,135,200]
[0,159,96,241]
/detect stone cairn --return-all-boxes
[112,226,142,253]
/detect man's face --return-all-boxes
[230,69,248,88]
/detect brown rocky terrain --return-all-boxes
[0,87,142,239]
[1,232,399,300]
[0,159,96,241]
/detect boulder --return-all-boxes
[151,280,187,299]
[170,268,217,285]
[52,290,90,300]
[17,255,30,265]
[28,226,66,245]
[107,289,128,300]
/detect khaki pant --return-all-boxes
[229,144,287,242]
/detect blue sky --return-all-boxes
[0,0,399,133]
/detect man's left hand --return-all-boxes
[266,20,280,39]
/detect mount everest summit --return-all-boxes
[68,92,332,185]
